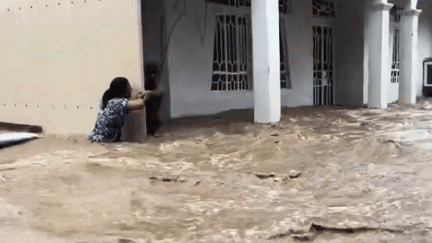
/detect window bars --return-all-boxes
[313,26,334,106]
[206,0,251,8]
[312,0,335,18]
[390,5,402,84]
[207,0,289,14]
[390,29,400,84]
[210,1,291,91]
[211,15,249,91]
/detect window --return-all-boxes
[313,26,334,105]
[211,15,250,91]
[209,0,291,91]
[390,30,400,83]
[312,0,335,18]
[390,5,402,84]
[424,62,432,86]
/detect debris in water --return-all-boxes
[255,172,275,179]
[289,170,301,179]
[118,238,135,243]
[149,176,180,182]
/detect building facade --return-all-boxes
[0,0,430,135]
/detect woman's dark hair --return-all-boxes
[101,77,131,109]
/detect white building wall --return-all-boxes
[281,0,314,107]
[0,0,145,135]
[363,0,432,103]
[164,0,315,118]
[165,0,253,118]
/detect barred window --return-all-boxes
[390,5,402,84]
[312,0,335,18]
[210,1,291,91]
[390,29,400,83]
[211,15,249,91]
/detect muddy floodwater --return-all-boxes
[2,102,432,242]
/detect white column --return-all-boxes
[251,0,281,123]
[367,1,393,108]
[399,8,422,104]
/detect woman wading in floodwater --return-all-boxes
[88,77,152,143]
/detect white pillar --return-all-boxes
[399,8,422,104]
[367,1,393,108]
[251,0,281,123]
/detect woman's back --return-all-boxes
[88,98,129,143]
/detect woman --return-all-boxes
[88,77,151,143]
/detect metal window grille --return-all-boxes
[280,18,291,89]
[211,15,249,91]
[313,26,334,106]
[391,29,400,84]
[425,62,432,86]
[390,6,403,23]
[206,0,250,8]
[312,0,335,18]
[207,0,290,14]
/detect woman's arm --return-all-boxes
[126,91,152,110]
[126,99,145,110]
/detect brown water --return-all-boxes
[1,103,432,242]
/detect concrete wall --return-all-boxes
[280,0,314,107]
[0,0,144,135]
[164,0,315,118]
[334,0,366,105]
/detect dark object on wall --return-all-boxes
[423,59,432,96]
[0,122,43,134]
[145,63,164,136]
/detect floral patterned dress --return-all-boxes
[88,98,129,143]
